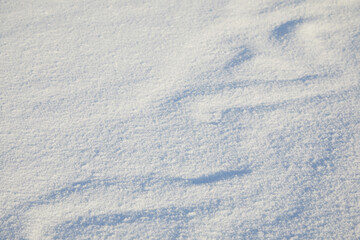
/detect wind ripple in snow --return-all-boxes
[1,0,360,239]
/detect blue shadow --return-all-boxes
[187,168,251,185]
[224,47,253,70]
[272,19,303,41]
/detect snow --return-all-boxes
[1,0,360,239]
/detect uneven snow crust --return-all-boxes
[1,0,360,239]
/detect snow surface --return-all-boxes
[1,0,360,239]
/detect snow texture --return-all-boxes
[1,0,360,239]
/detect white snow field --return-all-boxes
[1,0,360,239]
